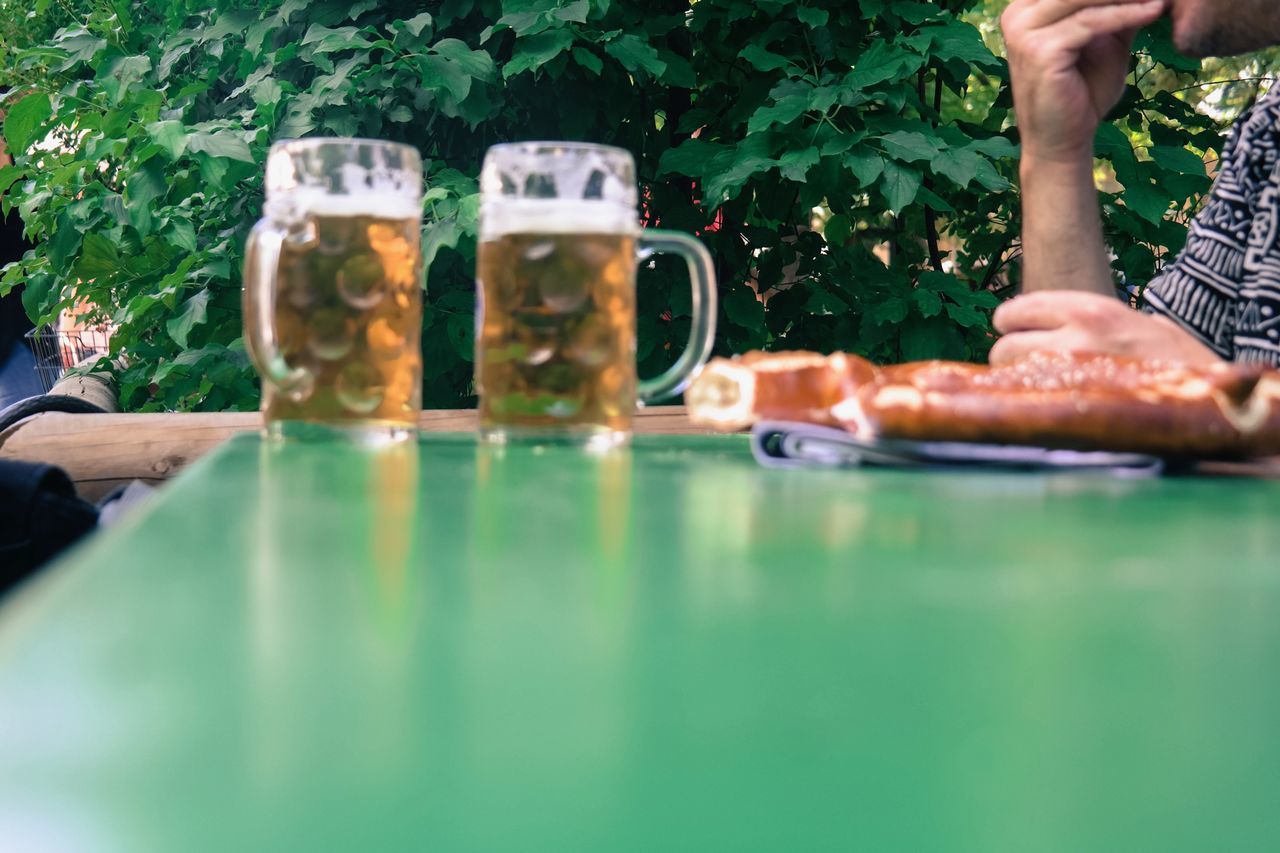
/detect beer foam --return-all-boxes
[480,199,638,240]
[268,188,422,223]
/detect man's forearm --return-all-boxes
[1019,154,1116,296]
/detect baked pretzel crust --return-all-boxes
[688,350,1280,458]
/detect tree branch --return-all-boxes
[920,68,943,272]
[979,230,1015,292]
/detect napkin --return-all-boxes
[750,421,1165,475]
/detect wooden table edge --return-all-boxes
[0,408,719,501]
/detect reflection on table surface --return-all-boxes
[1,434,1278,851]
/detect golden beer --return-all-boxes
[476,231,637,434]
[476,142,717,447]
[260,213,422,428]
[244,138,424,443]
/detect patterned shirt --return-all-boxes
[1144,86,1280,366]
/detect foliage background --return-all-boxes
[0,0,1273,411]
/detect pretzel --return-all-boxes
[684,351,876,431]
[687,350,1280,458]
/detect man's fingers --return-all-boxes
[1015,0,1163,32]
[995,292,1080,333]
[992,291,1122,333]
[1056,1,1165,48]
[989,331,1072,366]
[1007,0,1165,57]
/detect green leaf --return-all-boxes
[878,131,938,164]
[434,38,497,80]
[892,1,941,24]
[554,0,591,23]
[796,7,829,28]
[102,194,128,227]
[1095,123,1137,169]
[422,40,495,101]
[1149,145,1206,176]
[914,288,942,318]
[747,93,808,134]
[167,288,211,348]
[20,270,58,326]
[76,232,122,279]
[800,287,843,315]
[847,42,921,92]
[965,136,1018,160]
[505,29,575,78]
[100,55,151,106]
[819,130,862,157]
[301,25,373,54]
[423,218,464,282]
[47,213,83,271]
[919,20,999,67]
[125,158,168,236]
[187,131,255,163]
[918,271,973,299]
[776,147,820,182]
[0,165,23,196]
[867,297,909,326]
[944,302,988,328]
[878,161,922,214]
[491,10,547,38]
[741,44,791,72]
[1134,18,1200,73]
[54,29,108,68]
[723,283,765,329]
[252,77,284,107]
[572,46,603,75]
[17,189,50,223]
[846,149,886,188]
[703,136,774,202]
[660,139,727,178]
[604,34,667,78]
[405,12,434,37]
[972,158,1011,192]
[823,214,852,245]
[3,93,52,154]
[916,186,954,214]
[446,312,475,362]
[902,316,968,360]
[931,148,980,189]
[166,218,197,253]
[147,121,189,159]
[1121,178,1174,225]
[1161,171,1212,199]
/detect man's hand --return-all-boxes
[1002,0,1165,162]
[990,292,1222,365]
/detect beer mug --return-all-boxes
[476,142,717,449]
[244,139,424,444]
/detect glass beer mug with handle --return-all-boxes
[243,138,424,445]
[476,142,717,449]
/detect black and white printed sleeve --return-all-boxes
[1142,87,1280,367]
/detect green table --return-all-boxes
[2,434,1279,851]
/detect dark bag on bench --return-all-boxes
[0,460,98,594]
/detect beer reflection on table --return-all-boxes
[245,438,423,787]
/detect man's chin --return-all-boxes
[1169,1,1276,58]
[1168,4,1212,58]
[1171,27,1214,59]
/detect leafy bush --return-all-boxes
[0,0,1246,411]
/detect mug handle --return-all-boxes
[243,218,313,401]
[635,230,718,403]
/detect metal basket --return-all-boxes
[24,325,112,394]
